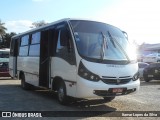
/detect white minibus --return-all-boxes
[9,18,140,104]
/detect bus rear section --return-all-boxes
[9,19,140,105]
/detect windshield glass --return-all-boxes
[70,20,137,62]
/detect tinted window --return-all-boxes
[55,24,76,65]
[29,44,40,56]
[19,46,28,56]
[19,35,29,56]
[21,35,29,46]
[31,32,40,44]
[56,30,68,55]
[28,32,41,56]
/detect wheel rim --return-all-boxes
[58,86,64,102]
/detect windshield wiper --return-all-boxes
[107,31,130,63]
[100,32,108,60]
[108,31,116,48]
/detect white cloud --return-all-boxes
[5,20,33,33]
[92,0,160,44]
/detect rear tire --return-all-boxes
[57,81,68,105]
[103,96,115,102]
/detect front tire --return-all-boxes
[57,81,68,105]
[103,96,115,102]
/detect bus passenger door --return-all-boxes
[39,30,50,88]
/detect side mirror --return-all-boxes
[122,31,128,40]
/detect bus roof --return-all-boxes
[12,18,70,39]
[12,18,111,39]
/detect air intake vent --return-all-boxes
[101,76,132,85]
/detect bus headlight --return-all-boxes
[78,61,100,82]
[132,72,139,81]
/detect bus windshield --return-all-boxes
[70,20,137,63]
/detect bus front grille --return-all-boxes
[101,76,132,85]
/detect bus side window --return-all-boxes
[19,35,29,56]
[55,26,76,65]
[29,32,40,56]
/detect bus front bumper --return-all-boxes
[76,77,140,98]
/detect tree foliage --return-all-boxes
[0,20,7,35]
[0,19,17,48]
[0,19,49,48]
[0,20,8,48]
[31,20,48,28]
[1,32,16,48]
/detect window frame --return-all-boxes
[19,35,30,57]
[28,32,41,57]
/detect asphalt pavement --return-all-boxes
[0,78,160,120]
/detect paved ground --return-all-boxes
[0,78,160,120]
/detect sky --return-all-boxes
[1,0,160,45]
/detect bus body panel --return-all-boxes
[76,76,140,98]
[82,60,138,78]
[17,57,39,86]
[9,56,14,77]
[51,57,77,97]
[74,59,140,98]
[9,56,17,78]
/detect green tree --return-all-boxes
[0,20,7,47]
[2,32,16,48]
[31,20,48,28]
[0,20,7,34]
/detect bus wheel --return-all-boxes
[103,96,115,102]
[20,74,29,90]
[57,81,68,105]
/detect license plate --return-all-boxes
[112,88,123,93]
[148,75,153,77]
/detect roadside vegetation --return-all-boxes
[0,19,47,49]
